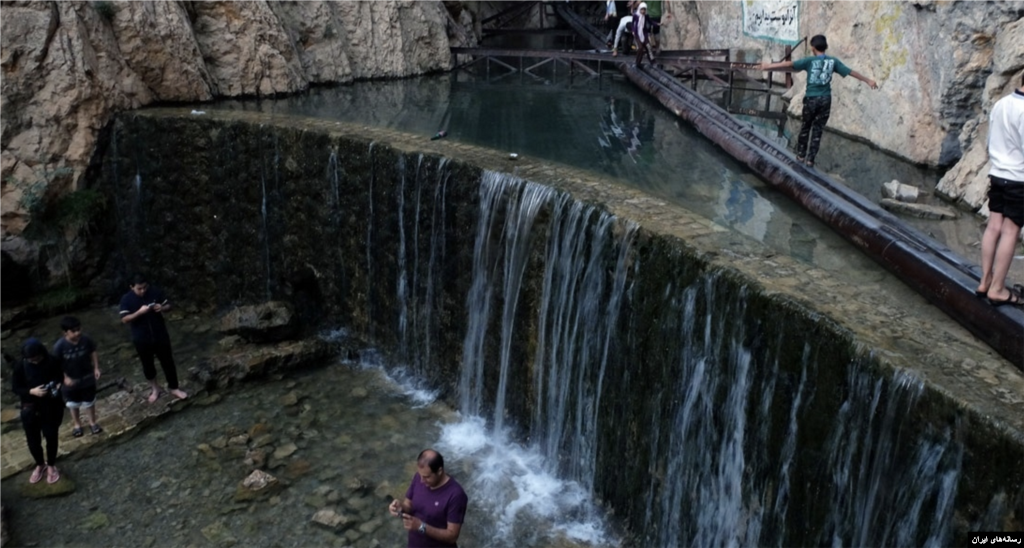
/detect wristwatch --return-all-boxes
[419,522,427,535]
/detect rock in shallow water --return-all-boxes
[879,199,959,219]
[881,180,921,203]
[219,302,298,343]
[310,508,353,531]
[20,474,77,498]
[272,442,298,460]
[234,469,283,502]
[201,520,238,546]
[79,511,110,531]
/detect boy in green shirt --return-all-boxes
[761,34,878,168]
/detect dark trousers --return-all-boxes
[797,95,832,164]
[22,404,63,466]
[135,339,180,389]
[635,38,652,67]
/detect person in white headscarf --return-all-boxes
[632,2,659,67]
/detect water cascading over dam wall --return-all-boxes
[99,109,1023,546]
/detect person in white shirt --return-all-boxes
[610,13,626,56]
[976,74,1024,307]
[604,0,618,47]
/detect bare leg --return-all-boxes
[977,213,1003,294]
[70,408,82,430]
[87,405,98,427]
[987,216,1022,301]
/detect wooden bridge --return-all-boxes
[446,2,1024,369]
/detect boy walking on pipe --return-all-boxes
[760,34,878,168]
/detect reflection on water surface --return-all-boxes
[209,69,980,284]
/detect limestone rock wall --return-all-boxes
[936,17,1024,210]
[660,0,1024,210]
[0,0,451,276]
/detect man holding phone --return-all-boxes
[119,273,188,403]
[388,449,468,547]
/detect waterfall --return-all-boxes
[260,166,271,301]
[529,196,635,491]
[456,170,965,546]
[396,155,409,357]
[769,344,810,544]
[821,369,962,548]
[460,171,516,416]
[107,114,1012,548]
[391,153,451,378]
[327,148,341,211]
[493,181,556,433]
[421,158,450,373]
[644,278,759,547]
[409,155,424,369]
[365,142,376,340]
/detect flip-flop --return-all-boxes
[46,466,60,484]
[974,290,987,298]
[72,427,83,438]
[90,424,103,435]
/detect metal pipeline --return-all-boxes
[555,5,1023,370]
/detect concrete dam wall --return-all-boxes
[99,109,1023,546]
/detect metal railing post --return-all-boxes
[784,45,793,88]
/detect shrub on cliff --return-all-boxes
[6,167,106,306]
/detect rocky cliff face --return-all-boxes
[935,17,1024,210]
[0,0,451,283]
[3,0,1020,291]
[661,0,1024,210]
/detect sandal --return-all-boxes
[90,424,103,435]
[46,466,60,484]
[29,466,44,484]
[990,293,1024,308]
[72,427,83,438]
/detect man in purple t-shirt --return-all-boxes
[388,449,469,547]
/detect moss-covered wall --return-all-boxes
[100,111,1023,546]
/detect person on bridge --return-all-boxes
[760,34,878,168]
[632,2,660,68]
[976,74,1024,308]
[645,0,670,53]
[611,1,637,57]
[604,0,618,47]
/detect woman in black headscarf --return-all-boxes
[11,338,66,484]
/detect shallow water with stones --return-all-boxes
[1,348,617,548]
